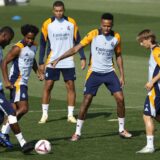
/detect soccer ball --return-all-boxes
[35,140,51,154]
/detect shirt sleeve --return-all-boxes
[80,29,99,47]
[114,32,121,56]
[39,18,51,65]
[153,48,160,66]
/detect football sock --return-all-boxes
[146,135,154,148]
[15,133,26,147]
[118,117,125,132]
[1,123,11,135]
[68,106,74,117]
[42,104,49,116]
[75,119,84,136]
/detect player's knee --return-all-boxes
[82,95,92,108]
[45,84,53,92]
[116,96,124,104]
[8,115,18,124]
[20,106,29,115]
[66,81,75,91]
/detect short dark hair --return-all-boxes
[0,26,14,39]
[53,1,65,9]
[101,13,114,21]
[21,24,39,36]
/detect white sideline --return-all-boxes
[29,106,143,113]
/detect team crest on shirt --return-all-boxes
[67,26,70,30]
[111,42,115,47]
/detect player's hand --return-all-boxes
[145,82,153,91]
[81,59,86,70]
[39,64,45,74]
[51,59,59,68]
[37,69,44,81]
[120,77,125,88]
[5,81,13,89]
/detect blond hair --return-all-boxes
[137,29,156,44]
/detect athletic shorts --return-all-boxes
[45,67,76,81]
[144,94,160,117]
[84,71,122,96]
[10,85,28,103]
[0,90,15,118]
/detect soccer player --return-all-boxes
[136,29,160,153]
[51,13,132,140]
[38,1,86,124]
[0,26,34,153]
[0,24,43,147]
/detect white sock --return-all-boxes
[146,135,154,148]
[68,106,74,117]
[1,123,11,135]
[118,117,125,132]
[42,104,49,116]
[75,119,84,136]
[15,133,26,147]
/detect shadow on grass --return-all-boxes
[46,112,112,123]
[129,130,145,137]
[0,129,145,155]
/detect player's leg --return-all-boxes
[1,103,17,141]
[1,85,29,136]
[71,94,93,141]
[65,80,77,123]
[39,67,59,124]
[71,71,99,141]
[136,95,155,153]
[0,91,33,152]
[6,115,34,153]
[16,100,29,119]
[105,71,132,138]
[39,80,54,123]
[62,68,76,123]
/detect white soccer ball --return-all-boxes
[35,140,51,155]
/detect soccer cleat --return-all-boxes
[67,116,77,123]
[70,134,80,141]
[0,132,13,148]
[136,146,155,153]
[21,142,34,153]
[119,129,132,138]
[38,115,48,124]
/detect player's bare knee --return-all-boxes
[20,106,29,115]
[116,96,124,106]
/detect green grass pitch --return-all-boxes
[0,0,160,159]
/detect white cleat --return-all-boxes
[136,146,155,153]
[38,115,48,124]
[67,116,77,123]
[119,129,132,138]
